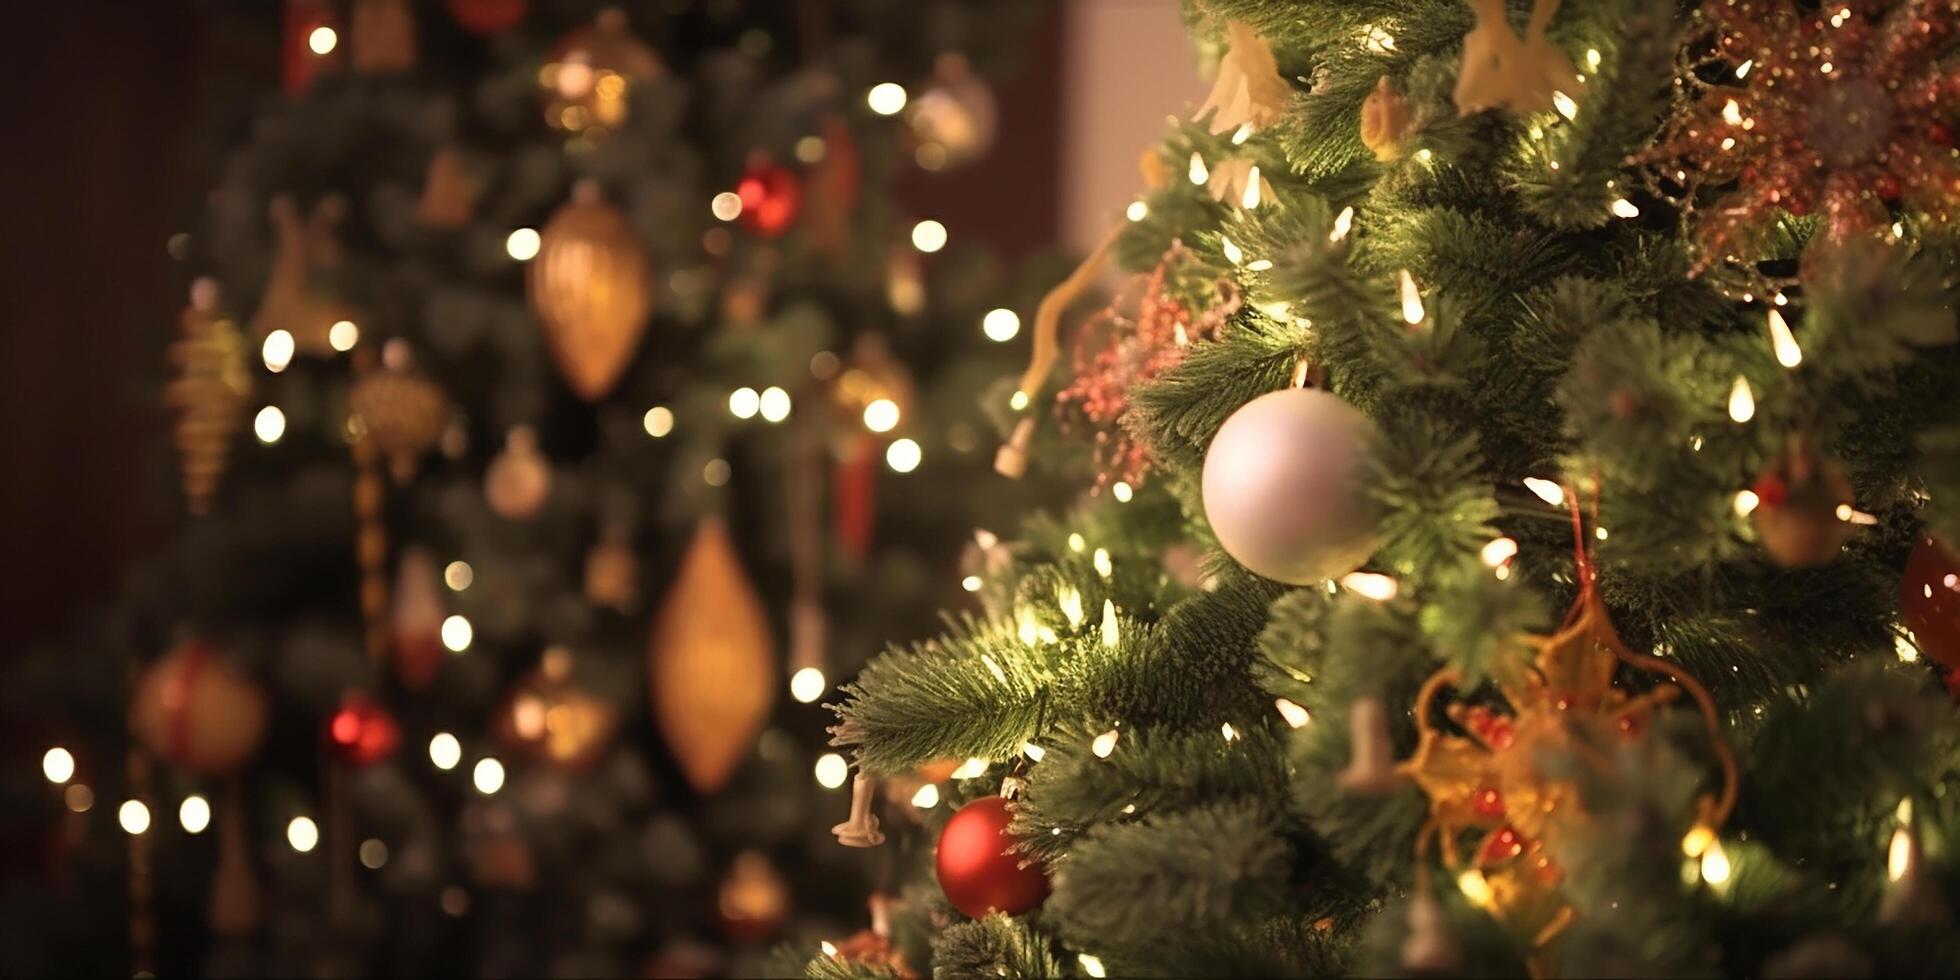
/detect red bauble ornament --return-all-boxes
[327,694,400,766]
[447,0,526,35]
[130,640,268,775]
[736,162,801,237]
[1902,536,1960,671]
[934,796,1048,919]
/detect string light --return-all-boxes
[1079,954,1108,978]
[961,575,982,592]
[1058,587,1085,627]
[1067,532,1086,552]
[704,458,731,486]
[886,438,922,473]
[1727,376,1755,423]
[821,941,839,958]
[505,228,541,261]
[1835,504,1878,525]
[1092,728,1120,758]
[308,26,338,55]
[710,191,743,221]
[323,319,359,352]
[1551,91,1578,120]
[1111,481,1134,503]
[866,82,908,115]
[1009,390,1030,411]
[789,666,826,703]
[1101,600,1120,647]
[1896,630,1921,663]
[287,815,320,852]
[41,747,74,784]
[65,785,93,813]
[1231,123,1253,145]
[1242,166,1263,209]
[728,386,760,419]
[1330,206,1355,243]
[1020,742,1046,762]
[1457,870,1494,908]
[118,800,152,835]
[1480,537,1518,568]
[1888,826,1913,882]
[1126,200,1149,222]
[429,732,462,770]
[1736,59,1753,78]
[643,405,674,437]
[1340,572,1399,601]
[1523,477,1565,506]
[1188,152,1209,185]
[178,795,212,834]
[440,615,473,652]
[1681,824,1715,858]
[1767,309,1802,367]
[910,220,948,253]
[1699,839,1732,886]
[1585,48,1602,70]
[360,839,389,870]
[983,308,1021,342]
[263,329,296,372]
[254,406,287,444]
[1733,489,1760,516]
[472,757,505,795]
[1221,722,1240,741]
[1220,236,1244,266]
[862,398,900,432]
[1610,198,1640,218]
[950,758,988,779]
[1275,697,1311,728]
[1093,548,1113,578]
[1399,270,1424,325]
[814,753,848,788]
[910,784,940,808]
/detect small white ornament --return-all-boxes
[485,425,552,519]
[1201,387,1378,585]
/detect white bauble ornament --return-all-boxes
[1200,387,1378,584]
[485,425,552,519]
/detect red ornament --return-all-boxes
[736,162,801,237]
[129,640,268,775]
[327,694,400,766]
[447,0,527,35]
[1902,535,1960,671]
[833,435,880,560]
[934,796,1048,919]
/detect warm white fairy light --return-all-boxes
[1523,477,1566,506]
[473,757,505,795]
[1888,825,1914,882]
[863,398,900,433]
[643,405,674,437]
[1399,270,1424,325]
[1126,200,1149,222]
[813,753,849,788]
[1681,824,1715,858]
[1767,309,1802,368]
[1220,236,1244,266]
[288,816,320,852]
[1897,629,1922,663]
[951,758,988,779]
[1188,152,1208,186]
[1092,728,1120,759]
[1551,90,1578,121]
[1246,258,1273,272]
[1733,489,1760,516]
[983,308,1021,342]
[429,732,462,770]
[1330,205,1355,243]
[1721,99,1744,126]
[308,26,338,55]
[1058,587,1085,628]
[118,800,150,835]
[1021,741,1046,762]
[1699,838,1732,885]
[725,386,759,419]
[1736,59,1754,78]
[1079,954,1108,978]
[886,438,922,473]
[1595,526,1609,541]
[42,748,74,784]
[867,83,908,115]
[1275,697,1311,728]
[820,941,839,958]
[1017,610,1040,646]
[758,386,791,423]
[911,220,948,254]
[1480,537,1519,568]
[254,406,287,444]
[1728,376,1755,423]
[1340,572,1399,601]
[263,329,296,372]
[1610,198,1640,218]
[1111,481,1134,503]
[1101,600,1120,647]
[910,783,940,809]
[440,615,472,652]
[961,575,982,592]
[1835,504,1878,526]
[1242,166,1263,209]
[179,795,212,834]
[790,666,826,704]
[710,191,743,221]
[1457,870,1494,907]
[1415,148,1434,164]
[1362,24,1396,53]
[65,785,93,813]
[360,839,388,870]
[505,228,541,261]
[1009,390,1030,411]
[1093,548,1113,578]
[1221,722,1241,742]
[1586,48,1602,70]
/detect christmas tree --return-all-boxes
[2,0,1058,976]
[818,1,1960,977]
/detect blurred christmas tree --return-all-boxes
[0,0,1067,975]
[816,1,1960,977]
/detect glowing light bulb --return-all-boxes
[472,757,505,795]
[287,815,319,851]
[1330,206,1354,243]
[1275,698,1311,728]
[1080,954,1108,978]
[866,82,908,115]
[1058,587,1084,627]
[328,320,359,351]
[1341,572,1399,600]
[1188,152,1208,185]
[263,330,296,372]
[308,26,338,55]
[886,438,922,473]
[1020,742,1046,762]
[910,784,940,808]
[1722,99,1744,126]
[254,406,287,444]
[1009,390,1030,411]
[710,191,743,221]
[1457,870,1494,907]
[821,941,839,957]
[1111,481,1134,503]
[1889,826,1913,882]
[360,839,388,869]
[862,398,900,433]
[814,753,849,788]
[1551,90,1578,121]
[757,386,791,422]
[951,758,988,779]
[643,405,674,437]
[441,561,472,591]
[1733,489,1760,516]
[1728,376,1755,423]
[1092,728,1119,758]
[119,800,152,835]
[505,228,541,261]
[1610,198,1640,218]
[1093,548,1112,578]
[1242,166,1262,209]
[1897,631,1921,663]
[179,795,211,834]
[1736,59,1753,78]
[961,575,982,592]
[1681,824,1715,858]
[1101,600,1120,647]
[1480,537,1519,567]
[1767,309,1802,367]
[42,748,74,784]
[1220,236,1243,266]
[429,732,462,770]
[1126,200,1149,222]
[1399,270,1424,325]
[1585,49,1602,70]
[910,220,948,253]
[1523,477,1565,506]
[789,666,827,704]
[728,387,760,419]
[982,308,1021,342]
[440,615,472,652]
[1221,722,1240,741]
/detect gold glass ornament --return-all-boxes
[528,181,651,402]
[167,279,251,516]
[348,340,448,483]
[717,850,790,942]
[540,7,663,135]
[907,53,997,169]
[485,425,552,519]
[494,647,618,769]
[648,517,775,793]
[130,640,268,776]
[350,0,416,74]
[1360,75,1413,161]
